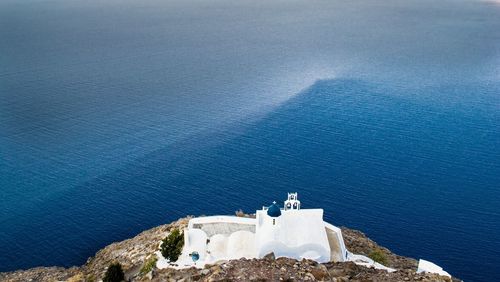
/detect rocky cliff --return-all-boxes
[0,216,459,282]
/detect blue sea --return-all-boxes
[1,0,499,281]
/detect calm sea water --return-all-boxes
[1,0,499,281]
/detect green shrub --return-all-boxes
[160,228,184,262]
[139,255,158,275]
[368,248,388,265]
[103,262,125,282]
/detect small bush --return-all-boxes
[368,248,388,265]
[139,255,158,275]
[160,228,184,262]
[103,262,125,282]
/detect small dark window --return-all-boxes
[273,219,275,225]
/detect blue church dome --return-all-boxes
[267,202,282,217]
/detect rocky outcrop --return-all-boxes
[340,227,418,270]
[146,256,454,282]
[0,216,459,282]
[0,266,82,282]
[83,217,191,281]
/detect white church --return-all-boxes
[156,193,450,278]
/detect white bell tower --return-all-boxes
[284,192,300,210]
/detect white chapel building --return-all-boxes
[256,194,331,262]
[156,193,450,278]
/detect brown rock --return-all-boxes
[264,252,276,260]
[310,267,329,280]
